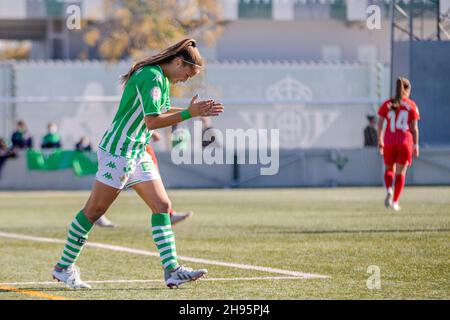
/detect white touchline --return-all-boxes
[0,277,309,286]
[0,231,330,279]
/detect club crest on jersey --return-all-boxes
[151,86,162,101]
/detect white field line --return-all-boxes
[0,231,329,279]
[0,277,306,286]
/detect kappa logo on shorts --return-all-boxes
[106,161,117,169]
[102,172,113,180]
[141,162,154,171]
[123,163,135,173]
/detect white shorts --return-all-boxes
[95,148,161,190]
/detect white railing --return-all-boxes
[0,96,382,106]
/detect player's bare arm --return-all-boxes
[410,119,419,158]
[145,96,224,130]
[377,117,385,155]
[167,99,222,114]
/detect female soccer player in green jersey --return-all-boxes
[52,39,224,289]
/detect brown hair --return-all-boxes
[391,77,411,109]
[121,38,202,85]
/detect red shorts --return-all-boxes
[383,143,412,166]
[146,144,159,170]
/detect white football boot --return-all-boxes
[385,188,393,209]
[170,211,193,226]
[52,265,91,289]
[95,215,116,228]
[391,202,401,211]
[164,265,208,289]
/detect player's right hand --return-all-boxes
[378,142,384,156]
[188,95,224,117]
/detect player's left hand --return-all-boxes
[413,144,419,158]
[201,101,224,117]
[377,142,384,156]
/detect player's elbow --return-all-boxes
[377,119,384,131]
[145,115,159,130]
[410,121,419,135]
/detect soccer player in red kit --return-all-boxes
[377,77,420,211]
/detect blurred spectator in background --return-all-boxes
[151,130,162,143]
[201,116,213,148]
[364,114,378,147]
[41,122,62,149]
[75,136,92,152]
[201,116,221,148]
[171,124,191,151]
[11,120,33,150]
[0,138,17,178]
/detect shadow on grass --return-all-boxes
[2,287,183,293]
[264,228,450,235]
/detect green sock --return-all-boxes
[151,213,179,271]
[56,211,93,269]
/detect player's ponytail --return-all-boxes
[391,77,411,110]
[121,38,203,85]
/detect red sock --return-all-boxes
[384,169,394,190]
[393,174,405,202]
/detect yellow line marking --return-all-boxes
[0,285,70,300]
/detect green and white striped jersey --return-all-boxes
[99,65,171,158]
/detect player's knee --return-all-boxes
[83,204,107,219]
